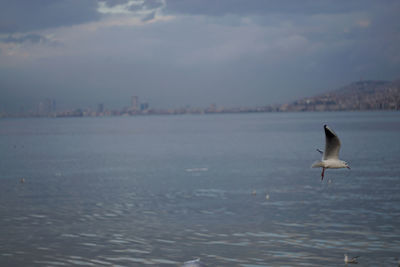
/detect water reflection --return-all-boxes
[0,113,400,266]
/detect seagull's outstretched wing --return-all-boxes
[323,125,341,160]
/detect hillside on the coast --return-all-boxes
[278,80,400,111]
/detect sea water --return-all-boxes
[0,112,399,266]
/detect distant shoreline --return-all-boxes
[1,108,399,120]
[2,80,399,119]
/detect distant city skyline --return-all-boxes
[2,78,398,118]
[1,1,400,113]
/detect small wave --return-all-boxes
[81,243,98,247]
[29,214,47,218]
[113,248,150,254]
[34,260,67,266]
[185,167,209,172]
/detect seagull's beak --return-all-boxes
[346,166,351,170]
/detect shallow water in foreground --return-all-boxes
[0,112,399,266]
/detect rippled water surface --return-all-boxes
[1,112,399,266]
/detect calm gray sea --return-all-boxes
[0,112,399,266]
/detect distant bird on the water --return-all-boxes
[312,125,350,180]
[182,258,207,267]
[20,178,25,184]
[344,254,359,264]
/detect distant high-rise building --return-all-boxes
[37,98,56,116]
[97,103,104,113]
[51,99,56,112]
[209,103,217,112]
[140,102,149,111]
[131,96,139,110]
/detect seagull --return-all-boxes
[312,125,350,180]
[182,258,207,267]
[344,254,359,264]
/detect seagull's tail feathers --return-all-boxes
[311,161,323,168]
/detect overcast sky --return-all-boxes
[0,0,399,112]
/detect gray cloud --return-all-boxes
[0,0,398,33]
[101,0,130,7]
[0,0,100,33]
[142,11,156,22]
[101,0,164,10]
[0,33,58,45]
[163,0,386,16]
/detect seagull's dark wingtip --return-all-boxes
[324,124,337,138]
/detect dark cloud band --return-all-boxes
[0,0,100,34]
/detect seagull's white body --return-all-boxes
[312,159,348,169]
[344,254,359,264]
[312,125,350,180]
[182,258,206,267]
